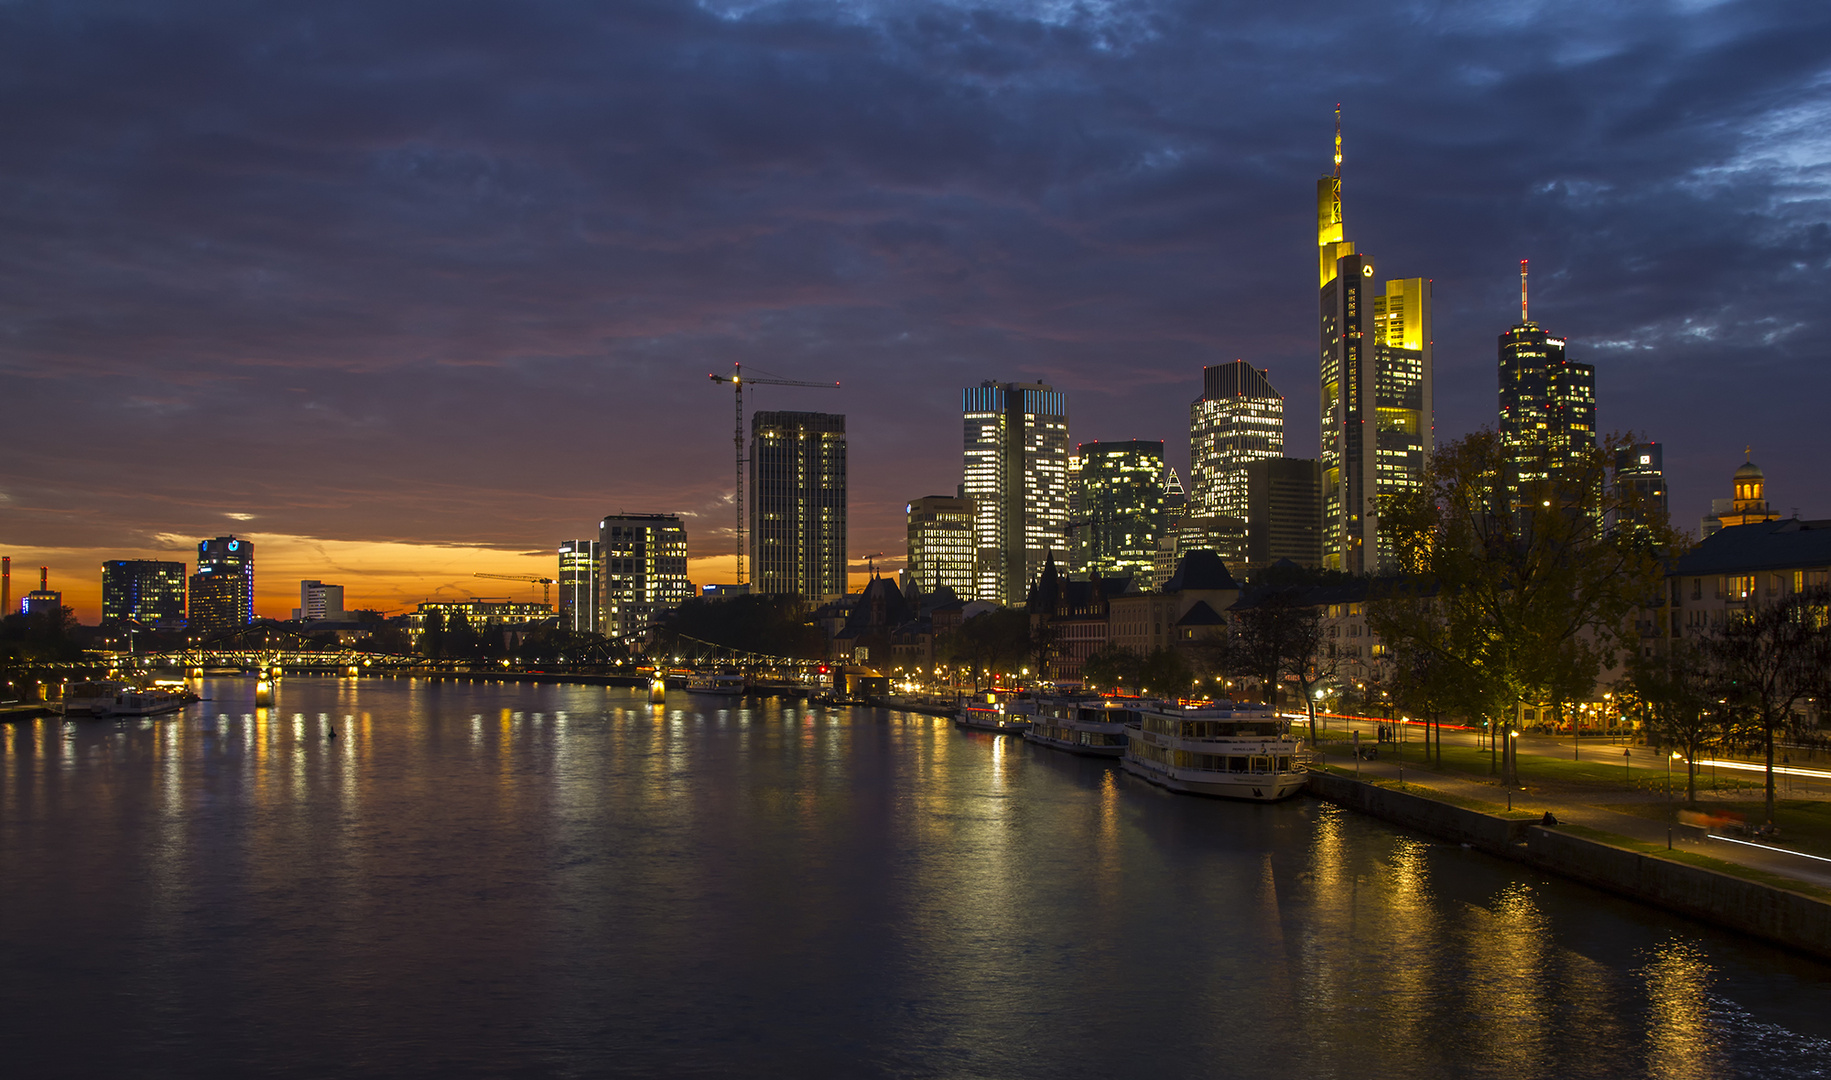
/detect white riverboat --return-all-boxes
[63,681,189,719]
[1121,699,1306,801]
[1023,696,1142,758]
[685,670,746,697]
[954,694,1037,734]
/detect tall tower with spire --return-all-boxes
[1498,259,1595,507]
[1317,110,1433,574]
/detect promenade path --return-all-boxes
[1307,716,1831,893]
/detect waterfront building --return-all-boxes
[1612,443,1669,536]
[1670,518,1831,674]
[1317,115,1432,573]
[1243,459,1323,570]
[1076,440,1166,582]
[1027,554,1132,683]
[1107,550,1241,660]
[1190,361,1284,520]
[558,540,600,634]
[962,381,1069,605]
[1499,262,1596,506]
[189,536,254,632]
[751,411,847,600]
[408,600,553,649]
[1702,457,1782,538]
[101,560,188,628]
[906,495,976,599]
[295,580,345,622]
[600,514,693,638]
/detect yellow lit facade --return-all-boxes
[1318,223,1432,571]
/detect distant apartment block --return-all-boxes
[600,514,692,638]
[559,540,600,634]
[101,560,188,628]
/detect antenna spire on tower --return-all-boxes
[1333,104,1342,179]
[1520,259,1529,324]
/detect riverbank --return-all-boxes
[1307,768,1831,962]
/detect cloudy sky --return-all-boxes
[3,0,1827,620]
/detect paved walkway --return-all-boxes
[1310,725,1831,893]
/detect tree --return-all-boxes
[1081,645,1142,694]
[1137,648,1194,699]
[1630,639,1721,806]
[1704,587,1831,826]
[1371,431,1678,786]
[1231,589,1330,744]
[943,609,1031,690]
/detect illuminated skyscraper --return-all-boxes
[558,540,600,633]
[1191,360,1284,520]
[1499,261,1595,506]
[962,381,1069,605]
[1612,443,1668,536]
[599,515,692,638]
[1317,113,1432,573]
[189,536,254,631]
[750,411,847,599]
[906,495,976,598]
[1077,440,1165,581]
[101,560,188,628]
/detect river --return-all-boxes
[3,677,1828,1078]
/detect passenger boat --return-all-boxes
[685,670,746,696]
[1121,699,1306,801]
[1023,696,1141,758]
[954,694,1037,734]
[63,681,189,718]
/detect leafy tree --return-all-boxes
[943,609,1032,690]
[1231,589,1331,743]
[1705,587,1831,826]
[1630,639,1721,805]
[1137,648,1194,699]
[1080,645,1142,694]
[1371,431,1677,786]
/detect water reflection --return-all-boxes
[0,678,1827,1080]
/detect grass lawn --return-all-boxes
[1601,799,1831,862]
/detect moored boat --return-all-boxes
[685,670,746,696]
[63,681,189,718]
[1024,696,1141,758]
[1121,699,1306,801]
[954,694,1037,734]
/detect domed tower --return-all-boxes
[1707,456,1780,534]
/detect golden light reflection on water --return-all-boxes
[1642,938,1726,1080]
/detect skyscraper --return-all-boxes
[1244,459,1323,568]
[1317,114,1432,573]
[1190,360,1284,520]
[189,536,254,631]
[1076,440,1165,582]
[906,495,976,598]
[962,381,1069,605]
[1612,443,1668,536]
[101,560,188,628]
[599,515,692,638]
[1499,261,1596,505]
[558,540,600,634]
[750,410,847,599]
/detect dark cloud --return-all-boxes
[2,0,1828,577]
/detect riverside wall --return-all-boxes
[1306,770,1831,963]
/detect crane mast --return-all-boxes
[707,362,839,587]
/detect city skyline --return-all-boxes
[5,2,1827,620]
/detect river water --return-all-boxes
[2,677,1828,1078]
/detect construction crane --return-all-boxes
[707,362,839,586]
[474,573,556,605]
